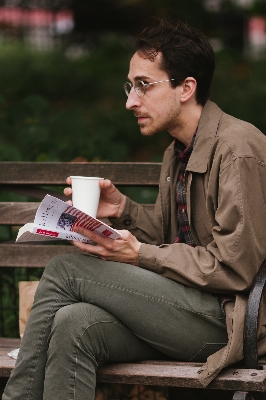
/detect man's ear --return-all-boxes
[180,77,197,103]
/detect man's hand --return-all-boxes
[71,226,141,266]
[64,177,126,219]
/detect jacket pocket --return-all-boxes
[190,343,226,362]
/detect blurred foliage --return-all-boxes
[0,267,44,337]
[73,0,210,37]
[0,37,172,163]
[211,51,266,133]
[0,36,265,166]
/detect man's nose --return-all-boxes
[125,88,141,110]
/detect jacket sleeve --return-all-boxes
[110,195,164,245]
[138,156,266,293]
[112,155,266,294]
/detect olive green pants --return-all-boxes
[3,253,227,400]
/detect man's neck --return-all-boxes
[171,102,203,146]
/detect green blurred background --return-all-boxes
[0,0,265,165]
[0,0,266,338]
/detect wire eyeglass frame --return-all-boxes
[124,79,176,97]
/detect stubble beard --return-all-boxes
[138,115,172,136]
[139,110,184,137]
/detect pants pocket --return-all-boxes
[189,343,226,362]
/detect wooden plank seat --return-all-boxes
[1,344,266,399]
[0,161,266,399]
[1,347,266,392]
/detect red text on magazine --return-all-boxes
[36,229,59,237]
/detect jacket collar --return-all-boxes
[162,100,224,173]
[186,100,224,173]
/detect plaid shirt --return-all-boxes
[174,133,235,312]
[174,133,196,246]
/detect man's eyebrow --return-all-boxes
[127,75,152,82]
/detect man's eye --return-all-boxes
[135,82,143,89]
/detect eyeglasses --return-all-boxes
[124,79,176,97]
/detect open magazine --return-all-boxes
[16,194,121,244]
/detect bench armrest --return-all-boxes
[243,258,266,369]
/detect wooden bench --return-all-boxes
[0,161,266,400]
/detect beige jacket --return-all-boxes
[112,100,266,386]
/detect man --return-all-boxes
[3,18,266,400]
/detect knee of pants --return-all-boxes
[44,254,74,276]
[49,303,122,362]
[51,303,119,341]
[52,302,118,332]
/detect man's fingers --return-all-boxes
[64,177,72,197]
[66,176,72,185]
[64,187,72,197]
[72,240,97,253]
[118,230,132,240]
[74,226,112,246]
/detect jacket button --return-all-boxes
[167,176,170,181]
[123,219,132,226]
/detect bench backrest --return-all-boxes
[0,161,161,268]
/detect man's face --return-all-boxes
[126,52,183,138]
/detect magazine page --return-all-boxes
[33,195,121,242]
[16,222,95,244]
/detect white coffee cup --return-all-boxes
[70,176,104,218]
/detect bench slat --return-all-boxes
[0,162,161,185]
[0,186,67,201]
[1,340,265,392]
[97,362,266,392]
[0,203,39,225]
[0,339,20,378]
[0,339,20,348]
[0,244,80,267]
[0,203,155,225]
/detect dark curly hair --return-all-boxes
[135,18,215,106]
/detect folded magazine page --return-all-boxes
[16,194,121,244]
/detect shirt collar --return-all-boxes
[174,130,197,161]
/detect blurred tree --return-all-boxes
[0,38,172,163]
[0,0,264,167]
[249,0,266,15]
[72,0,210,38]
